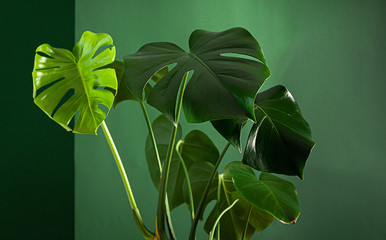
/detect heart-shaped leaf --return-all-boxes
[243,85,315,178]
[124,27,270,124]
[229,163,300,224]
[145,115,183,210]
[204,162,274,240]
[180,130,219,166]
[32,31,117,134]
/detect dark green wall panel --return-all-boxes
[0,1,75,239]
[75,0,386,239]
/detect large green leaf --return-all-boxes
[243,85,315,178]
[145,115,183,210]
[32,31,117,134]
[124,27,270,124]
[204,162,274,240]
[229,163,300,224]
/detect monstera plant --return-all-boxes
[32,27,314,240]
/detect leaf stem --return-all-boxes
[140,102,162,170]
[157,72,189,239]
[241,205,252,240]
[139,101,176,240]
[101,121,154,240]
[208,199,240,240]
[216,174,223,240]
[189,142,231,240]
[176,140,195,220]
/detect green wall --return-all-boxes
[75,0,386,239]
[0,0,75,239]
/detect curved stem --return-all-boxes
[208,199,240,240]
[241,205,252,240]
[176,140,195,220]
[157,72,189,239]
[140,102,162,170]
[101,121,154,239]
[189,142,231,240]
[139,102,176,240]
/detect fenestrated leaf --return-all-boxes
[145,115,183,210]
[32,31,117,134]
[107,61,168,107]
[124,27,270,124]
[204,162,274,240]
[230,163,300,224]
[243,85,315,178]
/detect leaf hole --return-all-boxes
[35,66,60,71]
[220,53,263,64]
[93,86,116,95]
[37,51,54,59]
[51,88,76,118]
[72,110,81,125]
[35,77,65,97]
[167,62,177,71]
[68,110,77,129]
[98,104,110,116]
[92,44,114,59]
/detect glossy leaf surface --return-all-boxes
[124,27,270,124]
[145,115,183,210]
[32,31,117,134]
[204,162,274,240]
[243,85,315,178]
[230,164,300,224]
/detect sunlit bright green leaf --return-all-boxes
[32,31,117,134]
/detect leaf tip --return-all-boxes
[279,216,299,225]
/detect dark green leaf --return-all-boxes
[183,161,218,220]
[145,115,183,210]
[108,61,168,107]
[243,85,315,178]
[230,163,300,224]
[124,27,270,124]
[204,162,274,240]
[32,31,117,134]
[179,130,219,217]
[211,118,247,152]
[181,130,219,166]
